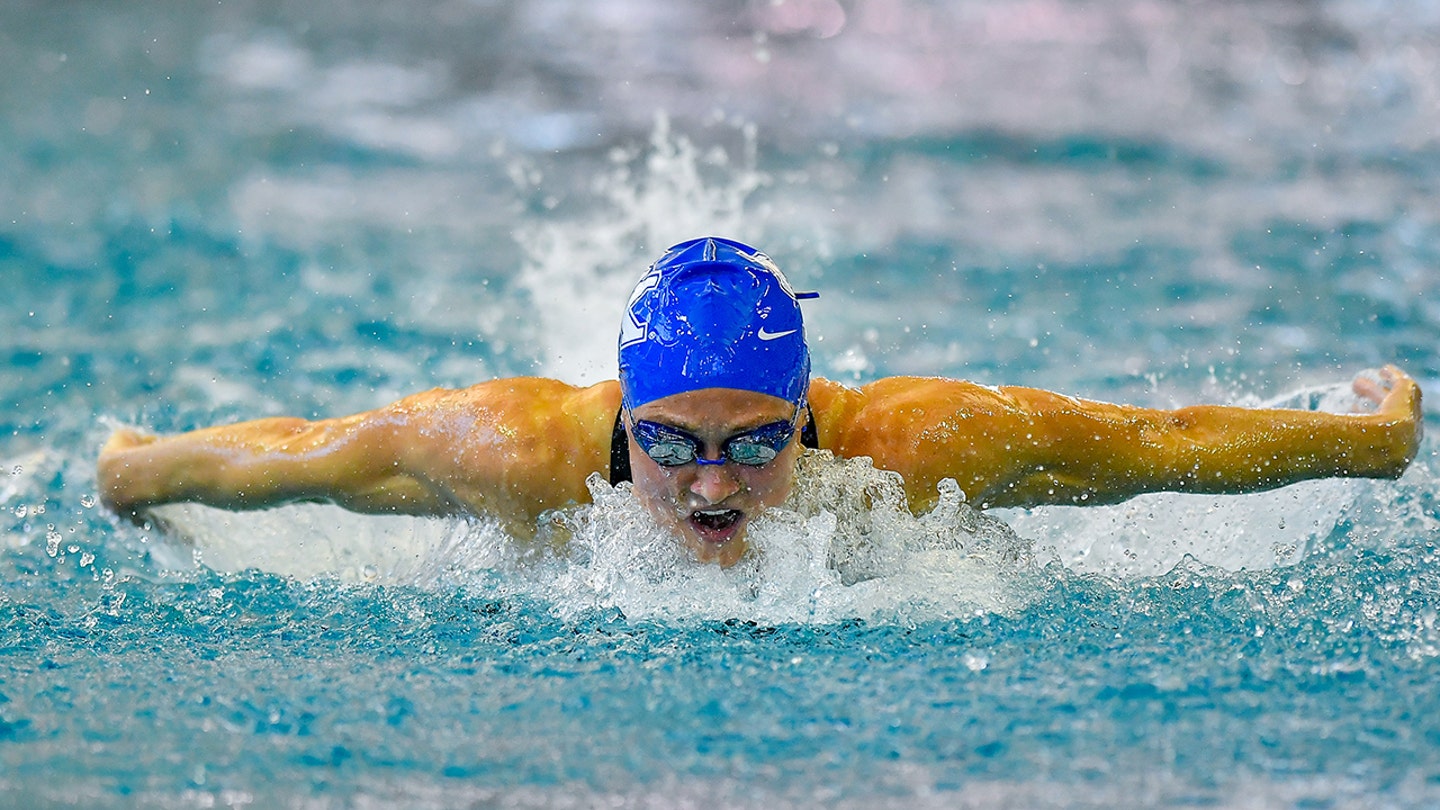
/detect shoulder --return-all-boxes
[386,378,622,513]
[809,375,1015,417]
[807,376,1017,449]
[391,378,620,414]
[379,378,620,455]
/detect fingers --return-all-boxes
[1351,366,1398,406]
[1378,364,1405,387]
[1350,365,1421,417]
[100,428,157,458]
[1352,375,1386,406]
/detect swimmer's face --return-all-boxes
[626,388,803,568]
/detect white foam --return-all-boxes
[146,502,480,583]
[518,451,1038,623]
[150,451,1037,623]
[998,478,1359,578]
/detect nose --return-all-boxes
[689,462,742,504]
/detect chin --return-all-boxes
[693,540,749,568]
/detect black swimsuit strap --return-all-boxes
[608,406,821,486]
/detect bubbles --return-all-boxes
[962,650,990,672]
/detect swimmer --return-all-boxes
[97,237,1424,567]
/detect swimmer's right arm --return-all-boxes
[97,414,456,518]
[97,379,622,529]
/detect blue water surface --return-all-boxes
[3,1,1440,807]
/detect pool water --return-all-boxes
[4,1,1440,806]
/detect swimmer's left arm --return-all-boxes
[979,364,1416,507]
[812,366,1422,512]
[971,365,1423,508]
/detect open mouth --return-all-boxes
[687,508,744,543]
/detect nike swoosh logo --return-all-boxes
[757,328,797,341]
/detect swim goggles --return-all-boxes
[626,407,801,467]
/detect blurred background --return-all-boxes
[3,0,1437,452]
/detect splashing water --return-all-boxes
[149,450,1037,624]
[512,115,773,384]
[535,449,1035,624]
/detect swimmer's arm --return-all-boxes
[98,379,622,526]
[812,366,1422,511]
[97,413,456,518]
[976,365,1423,508]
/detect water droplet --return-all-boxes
[80,495,97,509]
[45,531,61,557]
[10,465,21,475]
[13,505,26,518]
[80,552,95,568]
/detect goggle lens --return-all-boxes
[628,414,798,467]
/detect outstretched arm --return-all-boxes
[811,366,1423,512]
[98,379,622,530]
[98,414,452,517]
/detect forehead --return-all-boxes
[632,388,794,432]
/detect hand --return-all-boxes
[1352,365,1422,417]
[97,427,157,523]
[1353,364,1424,469]
[100,427,155,456]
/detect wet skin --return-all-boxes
[625,388,804,568]
[97,369,1422,571]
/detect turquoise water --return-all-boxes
[4,1,1440,806]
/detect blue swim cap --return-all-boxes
[618,237,817,411]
